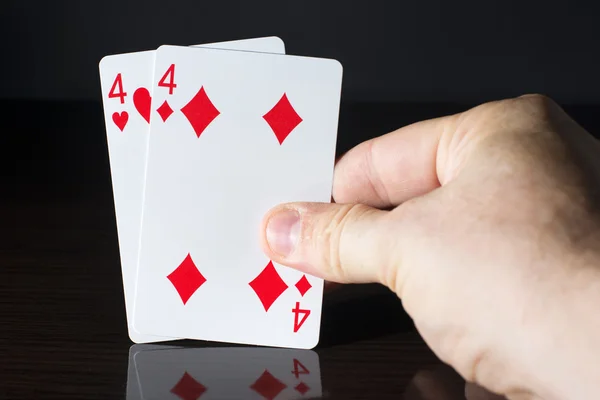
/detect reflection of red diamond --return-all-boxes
[249,261,288,312]
[295,275,312,297]
[180,86,220,138]
[157,100,174,122]
[250,370,287,400]
[295,382,310,395]
[170,371,206,400]
[262,93,302,145]
[167,253,206,305]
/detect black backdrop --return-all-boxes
[2,0,600,104]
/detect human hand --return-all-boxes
[259,95,600,399]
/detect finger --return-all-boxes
[333,114,457,208]
[259,201,398,285]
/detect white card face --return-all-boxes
[99,37,286,344]
[133,46,343,348]
[128,346,322,400]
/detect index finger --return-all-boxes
[333,114,457,208]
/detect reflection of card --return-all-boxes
[98,37,286,344]
[133,45,342,348]
[128,346,322,400]
[126,345,183,400]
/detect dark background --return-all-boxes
[3,0,600,104]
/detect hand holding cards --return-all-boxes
[98,37,343,349]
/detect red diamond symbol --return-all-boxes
[180,86,220,138]
[249,261,288,312]
[295,382,310,395]
[250,370,287,400]
[295,275,312,297]
[156,100,174,122]
[167,253,206,305]
[170,371,207,400]
[262,93,303,145]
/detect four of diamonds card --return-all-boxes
[98,37,343,349]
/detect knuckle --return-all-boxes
[514,93,561,119]
[461,94,564,142]
[517,93,558,109]
[477,93,559,121]
[314,203,372,281]
[380,199,420,292]
[364,139,393,206]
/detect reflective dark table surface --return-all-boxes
[2,101,598,399]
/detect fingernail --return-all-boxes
[266,208,301,257]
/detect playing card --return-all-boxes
[128,345,322,399]
[133,45,342,348]
[99,37,286,344]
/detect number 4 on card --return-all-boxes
[158,64,177,95]
[292,302,310,333]
[108,73,127,104]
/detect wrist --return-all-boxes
[526,249,600,400]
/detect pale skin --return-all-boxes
[258,95,600,400]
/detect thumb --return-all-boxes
[259,202,400,285]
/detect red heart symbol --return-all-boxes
[134,87,152,123]
[112,111,129,132]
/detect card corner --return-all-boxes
[328,58,344,75]
[300,336,320,350]
[269,36,286,51]
[98,54,112,70]
[156,44,180,53]
[155,44,173,54]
